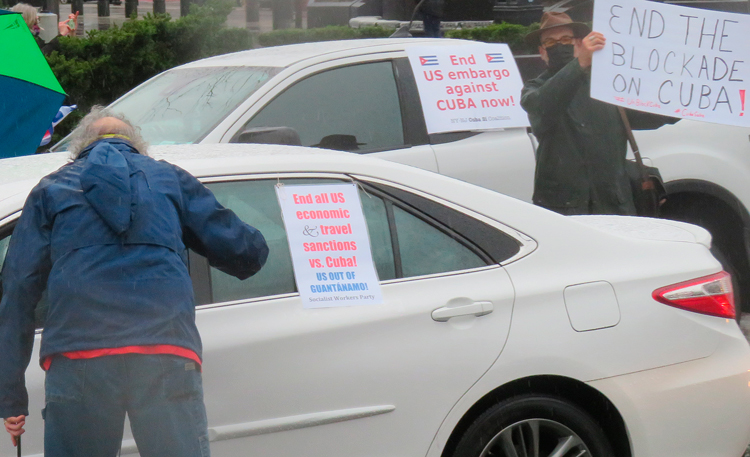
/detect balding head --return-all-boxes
[68,106,148,158]
[90,117,132,137]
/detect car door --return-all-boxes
[222,55,439,173]
[430,129,536,202]
[188,174,518,457]
[0,213,48,457]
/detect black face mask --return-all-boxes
[546,44,575,73]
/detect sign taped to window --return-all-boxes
[275,183,383,308]
[406,44,530,134]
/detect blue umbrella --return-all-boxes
[0,9,66,158]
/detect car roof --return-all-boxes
[178,38,475,69]
[0,144,407,202]
[0,144,536,228]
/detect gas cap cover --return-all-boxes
[564,281,621,332]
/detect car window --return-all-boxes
[392,205,486,277]
[0,181,496,313]
[366,182,521,263]
[202,178,492,304]
[0,225,49,329]
[236,61,405,152]
[0,234,10,275]
[53,66,281,151]
[205,178,397,303]
[359,191,397,281]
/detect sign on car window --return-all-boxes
[406,44,530,134]
[276,183,383,308]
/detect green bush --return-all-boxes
[257,25,391,47]
[445,22,536,54]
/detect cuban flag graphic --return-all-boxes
[419,55,439,66]
[40,105,77,147]
[485,53,505,63]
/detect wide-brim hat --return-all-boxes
[524,12,590,46]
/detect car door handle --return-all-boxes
[431,301,494,322]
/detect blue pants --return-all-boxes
[43,354,210,457]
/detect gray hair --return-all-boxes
[68,106,149,158]
[10,3,38,29]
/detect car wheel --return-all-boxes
[451,395,614,457]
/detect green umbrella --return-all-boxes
[0,9,66,158]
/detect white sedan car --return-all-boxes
[49,38,750,315]
[1,144,749,457]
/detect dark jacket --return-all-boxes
[521,59,674,215]
[35,34,60,56]
[0,138,269,417]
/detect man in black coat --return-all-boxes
[521,12,675,215]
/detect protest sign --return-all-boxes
[591,0,750,126]
[275,183,382,308]
[406,44,530,134]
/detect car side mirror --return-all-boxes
[233,126,302,146]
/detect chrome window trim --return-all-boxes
[0,211,21,226]
[198,172,351,184]
[196,172,517,308]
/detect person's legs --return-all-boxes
[44,356,127,457]
[126,354,210,457]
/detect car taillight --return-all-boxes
[652,271,735,319]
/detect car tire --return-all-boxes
[451,395,615,457]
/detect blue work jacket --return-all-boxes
[0,138,268,417]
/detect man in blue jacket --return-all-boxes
[1,108,269,457]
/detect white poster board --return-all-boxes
[275,183,382,308]
[591,0,750,126]
[406,44,530,134]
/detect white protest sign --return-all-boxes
[592,0,750,126]
[406,44,530,134]
[275,183,382,308]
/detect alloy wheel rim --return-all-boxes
[479,418,591,457]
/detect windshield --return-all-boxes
[52,66,280,150]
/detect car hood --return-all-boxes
[570,215,712,249]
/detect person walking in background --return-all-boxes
[1,107,269,457]
[521,12,676,215]
[419,0,444,38]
